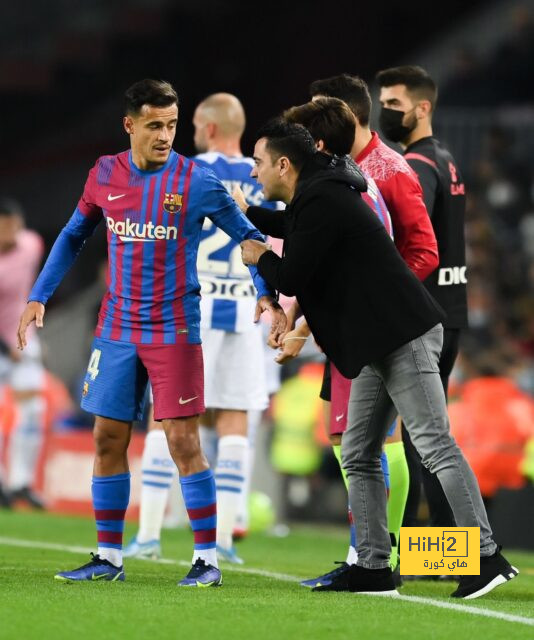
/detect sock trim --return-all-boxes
[180,469,212,485]
[215,473,245,482]
[143,470,173,478]
[93,472,131,483]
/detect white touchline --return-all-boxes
[0,536,532,627]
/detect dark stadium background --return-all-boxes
[1,0,533,546]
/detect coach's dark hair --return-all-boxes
[125,79,179,115]
[0,197,23,218]
[283,97,355,156]
[256,119,316,171]
[376,66,438,110]
[309,74,371,127]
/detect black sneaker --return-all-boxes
[314,564,399,595]
[451,548,518,599]
[392,564,403,588]
[10,487,45,509]
[300,562,350,589]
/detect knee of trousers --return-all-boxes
[341,453,384,477]
[420,438,463,475]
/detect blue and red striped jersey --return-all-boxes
[29,150,272,344]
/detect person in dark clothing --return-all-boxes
[239,119,517,599]
[377,65,468,532]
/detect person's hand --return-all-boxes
[232,186,249,213]
[271,301,301,347]
[255,296,287,339]
[17,301,45,350]
[241,239,271,266]
[274,325,310,364]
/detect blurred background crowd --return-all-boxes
[1,0,533,547]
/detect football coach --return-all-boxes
[239,118,517,600]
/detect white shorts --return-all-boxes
[0,337,44,392]
[201,325,268,411]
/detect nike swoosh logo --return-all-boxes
[179,395,198,405]
[107,193,126,201]
[91,572,109,580]
[335,414,345,422]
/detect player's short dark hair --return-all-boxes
[124,79,179,116]
[0,197,23,218]
[376,65,438,110]
[309,74,371,127]
[256,119,316,171]
[283,97,355,156]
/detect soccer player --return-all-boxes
[377,66,467,532]
[291,73,439,586]
[17,79,284,586]
[0,198,46,509]
[124,93,276,564]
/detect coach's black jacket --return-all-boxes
[248,152,445,379]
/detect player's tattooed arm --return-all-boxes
[255,295,287,341]
[267,300,302,349]
[274,321,311,364]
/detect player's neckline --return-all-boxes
[128,150,177,176]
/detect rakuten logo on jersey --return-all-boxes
[438,266,467,286]
[106,216,178,242]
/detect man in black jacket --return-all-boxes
[377,66,467,533]
[240,119,517,599]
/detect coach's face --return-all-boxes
[251,138,286,202]
[124,103,178,171]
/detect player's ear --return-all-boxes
[279,156,290,177]
[416,100,432,119]
[206,122,217,139]
[123,116,134,135]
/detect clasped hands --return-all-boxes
[240,238,271,266]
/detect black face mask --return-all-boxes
[379,107,416,143]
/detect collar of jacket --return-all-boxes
[292,151,367,206]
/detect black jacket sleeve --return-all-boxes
[246,206,286,238]
[406,158,439,217]
[256,194,337,296]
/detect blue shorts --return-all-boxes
[81,337,205,422]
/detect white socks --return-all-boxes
[8,396,44,490]
[236,410,261,532]
[137,430,176,543]
[199,424,218,468]
[346,546,358,565]
[215,435,248,549]
[192,547,218,567]
[98,547,123,567]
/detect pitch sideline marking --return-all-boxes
[0,536,532,628]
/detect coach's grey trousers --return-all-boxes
[341,323,497,569]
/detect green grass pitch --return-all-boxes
[0,511,533,640]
